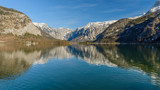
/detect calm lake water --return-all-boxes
[0,44,160,90]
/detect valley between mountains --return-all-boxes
[0,0,160,44]
[34,0,160,44]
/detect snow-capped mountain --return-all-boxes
[95,0,160,43]
[33,23,52,33]
[69,20,117,42]
[148,0,160,13]
[34,20,117,42]
[128,15,143,19]
[33,22,74,40]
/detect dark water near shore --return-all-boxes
[0,44,160,90]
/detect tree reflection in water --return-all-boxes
[0,44,160,86]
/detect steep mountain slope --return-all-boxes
[33,22,74,40]
[32,1,160,43]
[34,21,117,42]
[0,6,71,45]
[69,20,117,42]
[0,6,41,36]
[96,10,160,43]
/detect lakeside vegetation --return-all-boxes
[0,33,70,46]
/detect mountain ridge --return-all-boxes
[96,10,160,43]
[33,22,74,40]
[33,0,160,43]
[0,6,71,45]
[34,20,117,42]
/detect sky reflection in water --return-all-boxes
[0,44,159,89]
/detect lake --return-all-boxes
[0,44,160,90]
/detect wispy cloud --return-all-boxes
[101,9,126,13]
[52,3,97,9]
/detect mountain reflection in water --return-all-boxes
[0,44,160,87]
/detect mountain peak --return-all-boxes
[148,0,160,13]
[153,0,160,7]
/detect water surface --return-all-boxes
[0,44,160,90]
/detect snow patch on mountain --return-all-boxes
[148,0,160,13]
[69,20,117,42]
[128,15,143,19]
[150,6,160,13]
[33,22,74,40]
[33,23,52,33]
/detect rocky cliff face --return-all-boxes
[0,6,41,36]
[69,20,117,42]
[33,22,74,40]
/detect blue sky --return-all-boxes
[0,0,157,29]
